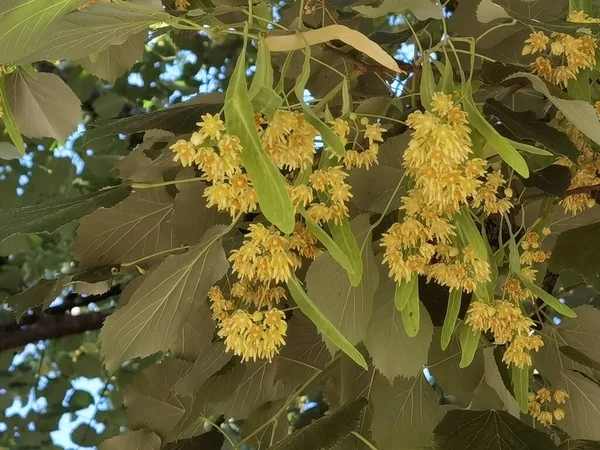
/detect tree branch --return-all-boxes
[0,311,110,352]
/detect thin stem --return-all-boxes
[452,48,496,63]
[203,416,236,447]
[351,432,379,450]
[121,246,191,267]
[476,19,517,43]
[131,177,207,189]
[357,112,407,126]
[235,367,325,448]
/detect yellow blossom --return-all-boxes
[175,0,191,9]
[197,113,225,140]
[170,139,197,167]
[522,31,549,55]
[537,411,553,427]
[554,389,569,404]
[553,408,565,421]
[289,222,322,259]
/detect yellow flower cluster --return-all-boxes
[331,117,385,170]
[209,287,287,362]
[210,222,320,362]
[528,387,569,427]
[554,113,600,214]
[524,30,598,87]
[306,166,353,224]
[261,111,318,171]
[381,93,508,293]
[466,228,551,367]
[175,0,191,9]
[170,113,259,217]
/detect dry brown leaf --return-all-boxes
[264,25,404,74]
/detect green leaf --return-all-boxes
[286,276,368,370]
[484,99,579,162]
[294,42,345,157]
[99,429,161,450]
[551,222,600,294]
[371,372,444,449]
[170,305,216,362]
[522,165,572,197]
[453,208,487,262]
[463,94,529,178]
[241,400,288,449]
[505,72,600,148]
[269,398,368,450]
[459,323,481,368]
[0,77,25,154]
[71,189,177,268]
[508,237,521,273]
[329,217,364,286]
[441,289,462,351]
[251,86,283,119]
[125,357,194,441]
[428,328,484,404]
[77,31,147,83]
[249,37,273,98]
[559,439,600,450]
[341,78,351,117]
[21,0,167,63]
[511,364,529,414]
[352,0,442,20]
[0,185,130,244]
[99,226,230,371]
[438,57,455,94]
[401,278,421,337]
[420,56,435,110]
[395,273,417,312]
[433,410,556,449]
[365,264,433,381]
[519,277,577,318]
[568,70,592,102]
[5,70,82,142]
[306,215,377,351]
[224,33,294,234]
[0,0,82,65]
[299,209,356,281]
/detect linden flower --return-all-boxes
[364,122,386,145]
[330,118,350,139]
[553,408,565,421]
[530,57,553,81]
[568,10,600,24]
[554,389,569,404]
[175,0,191,9]
[289,222,321,259]
[552,65,576,87]
[197,113,225,140]
[170,139,196,167]
[522,31,549,55]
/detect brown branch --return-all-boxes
[0,311,110,352]
[321,44,414,77]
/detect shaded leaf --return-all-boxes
[428,327,484,404]
[77,31,147,83]
[71,189,176,268]
[433,409,555,449]
[0,0,81,65]
[276,313,331,386]
[371,372,443,449]
[269,398,367,450]
[0,185,130,244]
[306,215,378,351]
[0,142,21,160]
[484,99,578,161]
[172,181,229,246]
[173,341,231,396]
[505,73,600,148]
[477,0,511,22]
[365,262,433,381]
[7,275,71,321]
[559,440,600,450]
[353,0,442,20]
[117,130,177,183]
[84,94,223,145]
[551,223,600,293]
[559,371,600,441]
[522,165,572,197]
[5,70,82,141]
[170,305,216,362]
[560,346,600,371]
[99,429,161,450]
[483,347,520,417]
[125,357,193,440]
[241,399,288,449]
[99,226,229,371]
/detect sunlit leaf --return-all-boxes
[99,429,161,450]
